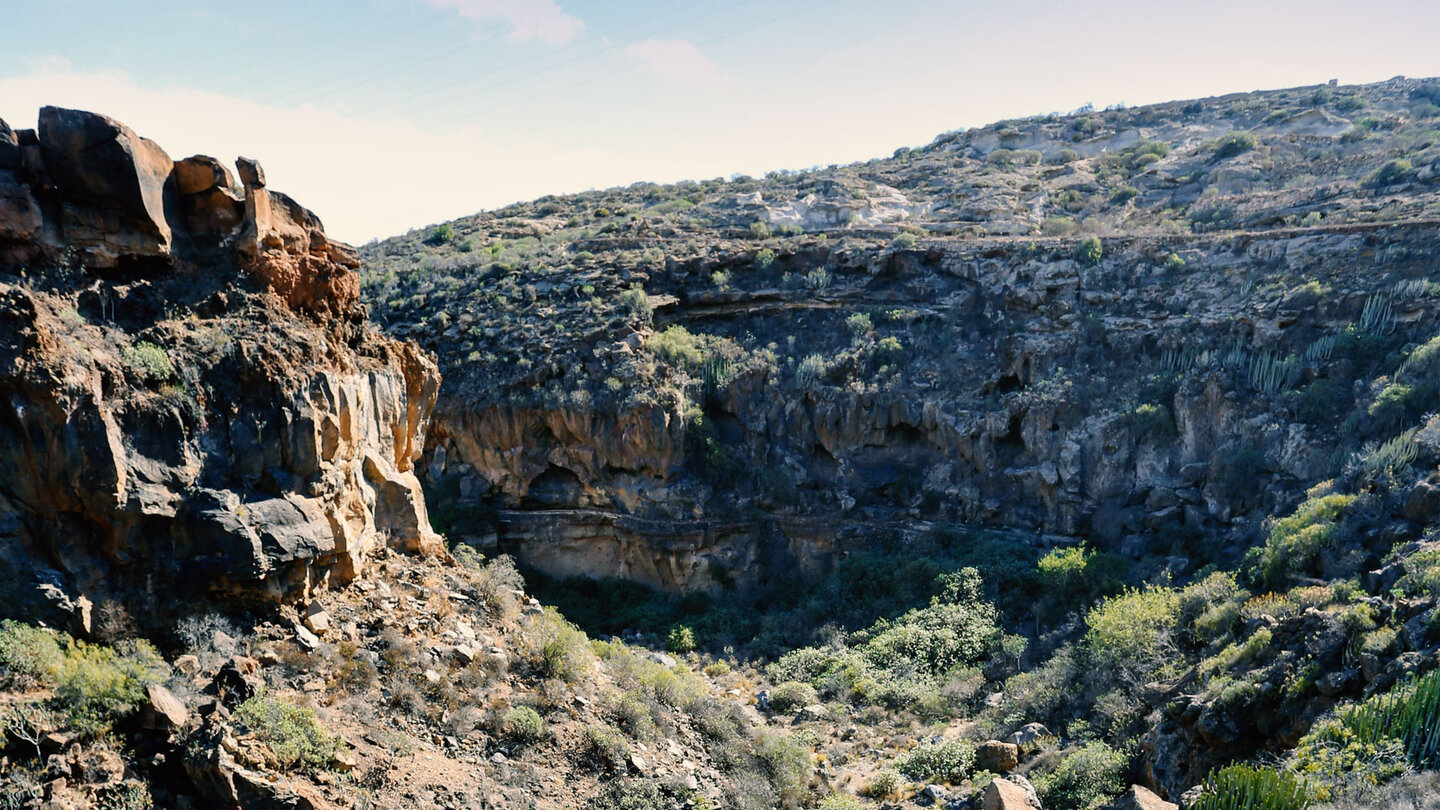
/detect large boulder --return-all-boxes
[140,682,189,731]
[173,155,243,236]
[36,106,176,262]
[984,777,1041,810]
[1110,785,1178,810]
[975,739,1020,773]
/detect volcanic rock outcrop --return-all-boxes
[0,107,440,629]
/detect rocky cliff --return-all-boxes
[362,77,1440,593]
[411,224,1440,593]
[0,107,441,631]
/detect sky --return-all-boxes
[3,0,1440,243]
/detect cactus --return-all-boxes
[1339,666,1440,768]
[1189,764,1310,810]
[1360,294,1395,335]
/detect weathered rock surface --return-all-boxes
[0,107,440,624]
[1110,785,1178,810]
[984,776,1041,810]
[975,739,1020,773]
[413,222,1440,591]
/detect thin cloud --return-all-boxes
[624,39,730,86]
[423,0,584,45]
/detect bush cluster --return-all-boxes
[234,693,342,774]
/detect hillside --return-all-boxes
[353,76,1440,807]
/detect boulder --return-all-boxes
[212,656,264,706]
[1007,722,1053,748]
[36,106,176,260]
[1110,785,1178,810]
[303,602,331,635]
[984,777,1040,810]
[174,155,242,235]
[975,740,1020,773]
[173,155,232,195]
[140,682,189,731]
[67,746,125,785]
[797,704,831,722]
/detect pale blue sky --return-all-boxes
[3,0,1439,241]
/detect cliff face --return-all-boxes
[0,107,440,630]
[414,225,1440,591]
[360,76,1440,593]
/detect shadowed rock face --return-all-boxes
[0,107,440,630]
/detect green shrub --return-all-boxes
[897,739,975,784]
[756,247,777,269]
[846,312,873,338]
[864,768,902,799]
[864,597,1000,676]
[612,692,657,740]
[427,223,455,244]
[1213,131,1257,159]
[0,622,169,737]
[53,639,167,735]
[1036,741,1127,810]
[1110,186,1139,204]
[1077,236,1103,266]
[874,336,903,365]
[755,731,811,807]
[234,693,342,773]
[124,342,174,384]
[1179,572,1247,647]
[819,793,864,810]
[1254,492,1356,586]
[769,681,819,714]
[1189,763,1309,810]
[521,607,591,682]
[501,705,546,744]
[1364,159,1412,188]
[579,723,629,771]
[0,621,65,688]
[618,285,652,320]
[1083,586,1180,684]
[587,777,682,810]
[666,624,697,654]
[1289,715,1407,801]
[1037,545,1124,608]
[796,354,828,386]
[750,221,772,239]
[892,232,919,250]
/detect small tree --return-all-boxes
[427,223,455,245]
